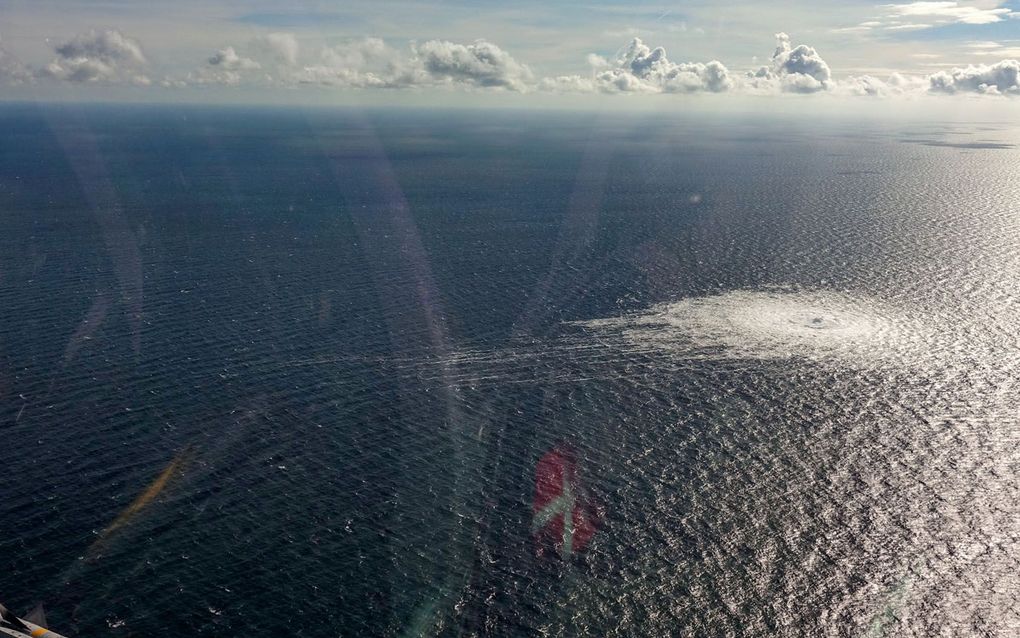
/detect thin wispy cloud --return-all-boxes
[882,1,1015,26]
[965,40,1020,55]
[833,1,1019,34]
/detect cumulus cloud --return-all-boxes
[186,34,299,86]
[185,45,264,86]
[840,72,927,97]
[159,76,188,89]
[539,74,600,93]
[746,33,833,93]
[928,59,1020,94]
[295,66,400,88]
[321,37,393,69]
[541,37,732,94]
[208,46,260,71]
[259,32,299,65]
[610,38,732,92]
[0,37,31,84]
[295,38,532,91]
[41,29,149,84]
[413,39,533,91]
[13,26,1019,101]
[294,37,412,88]
[55,29,145,65]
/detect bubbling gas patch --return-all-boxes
[576,289,930,363]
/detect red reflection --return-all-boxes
[532,443,599,559]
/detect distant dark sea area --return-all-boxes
[1,104,1018,636]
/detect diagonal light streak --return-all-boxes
[532,468,577,558]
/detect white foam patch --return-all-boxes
[577,289,929,362]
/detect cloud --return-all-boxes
[965,41,1020,57]
[159,76,188,89]
[413,39,533,91]
[928,59,1020,94]
[319,37,399,72]
[295,38,532,91]
[541,37,733,94]
[746,33,833,93]
[11,26,1018,101]
[294,38,412,88]
[294,66,396,87]
[840,72,927,96]
[0,37,31,84]
[612,38,733,92]
[208,46,260,71]
[836,2,1017,33]
[185,45,263,85]
[539,74,601,93]
[55,29,145,65]
[967,41,1005,50]
[40,29,148,83]
[882,2,1013,26]
[257,32,299,65]
[189,34,299,87]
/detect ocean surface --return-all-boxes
[1,104,1018,637]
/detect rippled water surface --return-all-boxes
[1,105,1018,636]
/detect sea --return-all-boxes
[0,103,1018,637]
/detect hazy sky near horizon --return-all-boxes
[1,0,1019,104]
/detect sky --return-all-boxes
[0,0,1018,107]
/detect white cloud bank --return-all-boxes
[293,38,399,88]
[293,37,405,88]
[39,29,150,85]
[208,46,260,71]
[416,39,534,90]
[259,32,299,66]
[0,37,31,84]
[928,59,1020,94]
[5,28,1020,100]
[293,38,534,91]
[745,33,833,94]
[839,72,929,97]
[191,46,262,85]
[542,37,733,93]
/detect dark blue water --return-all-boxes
[1,104,1018,636]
